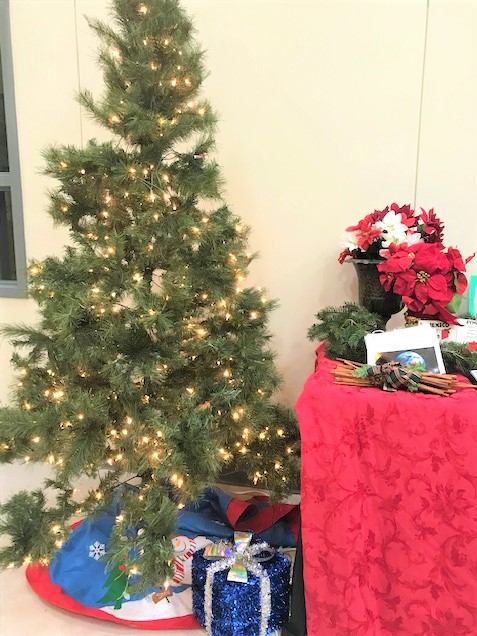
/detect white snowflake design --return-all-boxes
[89,541,106,561]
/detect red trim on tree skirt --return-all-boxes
[25,564,201,630]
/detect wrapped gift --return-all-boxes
[192,532,290,636]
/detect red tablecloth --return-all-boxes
[297,348,477,636]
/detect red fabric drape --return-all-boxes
[297,348,477,635]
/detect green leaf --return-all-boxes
[446,293,463,315]
[354,366,371,378]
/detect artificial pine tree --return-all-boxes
[0,0,299,590]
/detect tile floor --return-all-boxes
[0,569,200,636]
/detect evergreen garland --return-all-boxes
[440,341,477,375]
[308,303,385,362]
[309,303,477,378]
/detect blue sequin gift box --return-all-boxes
[192,538,290,636]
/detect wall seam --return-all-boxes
[413,0,430,209]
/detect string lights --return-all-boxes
[0,0,297,583]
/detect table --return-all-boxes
[296,347,477,636]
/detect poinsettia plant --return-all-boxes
[339,203,474,324]
[339,203,444,263]
[378,242,474,325]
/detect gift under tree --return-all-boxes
[0,0,299,596]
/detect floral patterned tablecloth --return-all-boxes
[297,347,477,635]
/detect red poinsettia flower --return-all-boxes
[369,206,390,223]
[378,242,459,324]
[345,218,381,252]
[338,248,352,264]
[419,208,445,244]
[446,246,475,295]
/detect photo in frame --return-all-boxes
[365,326,446,374]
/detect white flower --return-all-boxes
[341,231,359,251]
[89,541,106,561]
[376,211,412,247]
[404,231,422,246]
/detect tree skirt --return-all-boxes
[26,564,201,630]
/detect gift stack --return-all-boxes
[192,532,291,636]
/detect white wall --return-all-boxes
[1,0,476,497]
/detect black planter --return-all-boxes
[353,260,402,322]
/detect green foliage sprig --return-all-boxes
[440,341,477,375]
[308,303,384,362]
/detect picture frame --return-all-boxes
[365,325,446,374]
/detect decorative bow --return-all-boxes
[359,359,422,392]
[203,531,275,583]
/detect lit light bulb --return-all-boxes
[32,436,40,443]
[138,4,149,14]
[250,311,258,320]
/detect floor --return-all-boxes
[0,569,201,636]
[0,569,283,635]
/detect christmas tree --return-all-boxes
[0,0,298,590]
